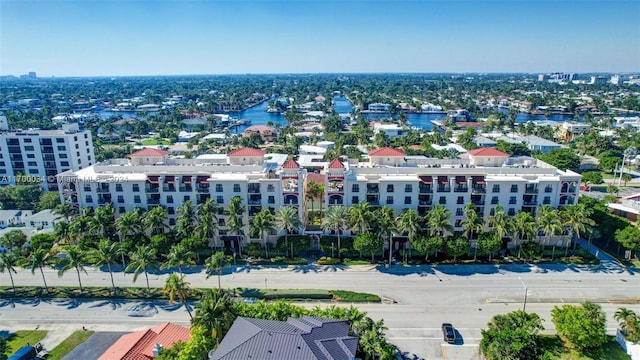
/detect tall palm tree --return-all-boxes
[176,200,197,241]
[274,206,301,257]
[125,245,157,292]
[348,201,373,234]
[192,289,236,344]
[250,208,275,258]
[53,221,73,245]
[57,245,87,291]
[0,250,19,295]
[426,204,454,237]
[227,196,246,255]
[143,206,167,236]
[376,207,398,265]
[205,252,231,289]
[53,203,76,223]
[196,198,219,250]
[69,214,91,244]
[461,203,485,260]
[115,208,142,267]
[306,180,324,224]
[90,203,116,238]
[162,243,195,275]
[88,239,121,292]
[561,203,595,252]
[164,273,192,319]
[615,308,638,337]
[511,211,536,258]
[323,206,350,258]
[488,205,511,251]
[26,247,51,293]
[397,209,422,244]
[537,205,563,259]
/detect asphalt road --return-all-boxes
[1,262,639,360]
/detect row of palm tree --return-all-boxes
[319,201,595,262]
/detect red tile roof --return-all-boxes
[368,147,406,157]
[227,148,266,157]
[129,148,169,157]
[244,125,275,134]
[307,173,325,185]
[327,158,344,169]
[99,323,190,360]
[282,159,299,169]
[408,145,424,150]
[467,148,509,157]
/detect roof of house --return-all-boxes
[467,148,509,157]
[282,159,300,169]
[128,148,169,157]
[327,158,344,169]
[306,173,325,185]
[227,148,266,157]
[368,147,406,157]
[22,210,60,224]
[244,125,275,134]
[209,316,358,360]
[99,322,190,360]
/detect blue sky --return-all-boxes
[1,0,638,76]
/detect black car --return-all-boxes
[441,323,456,343]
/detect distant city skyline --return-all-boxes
[1,0,639,77]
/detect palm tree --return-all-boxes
[205,251,231,289]
[323,206,350,258]
[375,207,398,265]
[306,180,324,224]
[615,308,639,341]
[537,206,562,259]
[163,273,192,319]
[88,239,121,292]
[488,205,511,241]
[348,201,373,234]
[143,206,167,236]
[249,208,275,258]
[176,200,196,241]
[397,209,422,244]
[53,203,76,222]
[69,214,91,244]
[561,203,595,253]
[53,221,73,245]
[426,204,454,237]
[162,243,195,275]
[90,203,115,238]
[0,250,19,295]
[115,208,142,267]
[461,203,484,260]
[26,247,51,293]
[274,207,301,257]
[125,245,157,292]
[227,196,246,255]
[196,198,219,250]
[192,289,236,344]
[57,245,87,292]
[511,211,536,258]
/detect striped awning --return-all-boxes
[438,176,448,184]
[418,176,433,184]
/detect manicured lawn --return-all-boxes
[43,330,94,360]
[538,335,630,360]
[343,259,372,266]
[330,290,380,302]
[140,138,171,145]
[4,330,47,356]
[233,288,379,302]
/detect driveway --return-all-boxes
[61,332,127,360]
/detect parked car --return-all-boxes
[441,323,456,344]
[126,304,158,317]
[8,343,42,360]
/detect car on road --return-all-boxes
[441,323,456,344]
[126,304,158,317]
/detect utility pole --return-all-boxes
[518,277,528,312]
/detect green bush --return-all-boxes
[330,290,380,302]
[317,256,342,265]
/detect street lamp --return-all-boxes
[619,146,638,186]
[518,277,528,312]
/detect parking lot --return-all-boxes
[387,327,482,360]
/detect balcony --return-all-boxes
[525,186,538,194]
[249,207,263,216]
[248,200,262,205]
[472,185,486,194]
[437,186,451,193]
[163,186,176,192]
[248,185,261,194]
[419,186,433,193]
[283,199,299,205]
[328,199,344,206]
[454,186,468,193]
[179,186,193,192]
[418,200,432,206]
[196,186,210,193]
[96,186,110,193]
[146,186,159,193]
[523,201,537,206]
[471,200,485,205]
[147,198,160,205]
[366,186,379,194]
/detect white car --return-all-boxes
[126,304,158,317]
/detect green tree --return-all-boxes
[87,239,121,292]
[90,203,115,238]
[176,200,197,241]
[306,180,324,224]
[57,245,87,291]
[477,233,502,261]
[615,308,640,343]
[480,310,544,360]
[164,273,192,319]
[0,250,19,295]
[196,198,219,250]
[581,171,604,187]
[249,207,275,258]
[0,229,27,250]
[615,225,640,257]
[622,173,633,186]
[115,208,143,266]
[551,301,606,354]
[143,206,167,236]
[26,247,51,293]
[397,209,422,245]
[511,212,536,258]
[445,237,468,262]
[323,206,350,258]
[519,240,543,261]
[535,148,581,171]
[192,289,236,345]
[274,206,301,258]
[353,232,383,262]
[227,196,245,255]
[537,205,562,258]
[426,204,454,237]
[411,236,443,261]
[205,251,231,289]
[125,245,157,291]
[348,201,373,234]
[0,336,7,360]
[162,243,195,276]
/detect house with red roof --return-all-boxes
[243,125,276,142]
[227,148,266,165]
[368,147,406,166]
[463,147,509,167]
[99,322,190,360]
[128,148,169,166]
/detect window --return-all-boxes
[216,184,223,192]
[456,208,463,216]
[119,207,126,214]
[457,196,464,204]
[509,196,517,205]
[492,184,500,193]
[543,196,551,204]
[218,219,225,226]
[24,145,34,151]
[0,161,4,166]
[217,196,224,204]
[27,161,37,166]
[132,184,140,192]
[59,154,67,159]
[28,168,39,174]
[23,138,32,143]
[183,196,190,202]
[61,161,69,167]
[491,196,499,204]
[545,185,553,193]
[84,133,88,139]
[167,207,175,215]
[75,144,79,149]
[266,184,274,192]
[352,196,359,205]
[169,218,175,226]
[117,195,124,203]
[167,195,173,203]
[26,154,35,159]
[352,184,360,193]
[134,195,141,203]
[439,196,446,205]
[404,196,411,204]
[455,219,463,227]
[57,146,66,151]
[73,136,77,141]
[508,208,516,216]
[387,184,394,192]
[268,196,275,204]
[85,141,89,146]
[233,184,241,192]
[86,195,93,203]
[115,184,123,192]
[56,138,64,143]
[386,196,394,205]
[510,184,518,193]
[490,208,495,216]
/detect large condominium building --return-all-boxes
[57,147,306,250]
[0,122,95,192]
[57,146,580,250]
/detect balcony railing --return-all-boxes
[163,187,176,192]
[196,186,209,193]
[248,186,260,194]
[419,186,433,193]
[96,187,110,193]
[147,198,160,205]
[437,186,451,193]
[179,186,192,192]
[523,200,537,205]
[418,200,432,206]
[454,186,468,193]
[471,200,485,205]
[146,187,159,193]
[525,187,538,194]
[284,200,299,205]
[472,186,486,194]
[367,187,379,194]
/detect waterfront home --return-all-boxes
[368,102,391,112]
